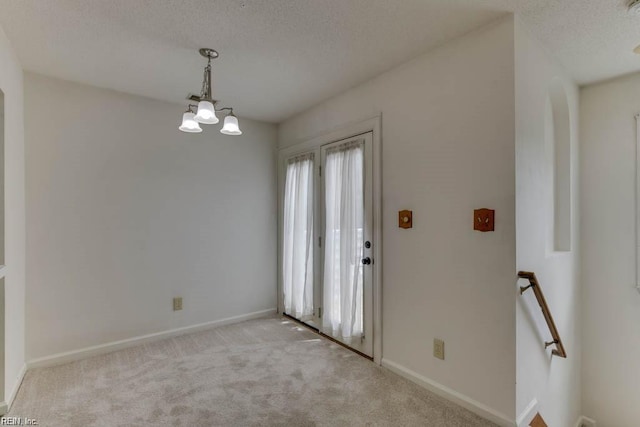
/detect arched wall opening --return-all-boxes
[545,78,572,252]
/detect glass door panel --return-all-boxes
[320,132,373,357]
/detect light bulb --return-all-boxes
[179,112,203,133]
[220,113,242,135]
[194,100,219,124]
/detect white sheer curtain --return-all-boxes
[283,153,315,319]
[323,140,364,341]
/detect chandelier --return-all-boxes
[179,48,242,135]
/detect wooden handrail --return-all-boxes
[518,271,567,358]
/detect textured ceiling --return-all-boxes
[513,0,640,85]
[0,1,639,123]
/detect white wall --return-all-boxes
[514,19,582,427]
[25,73,277,360]
[580,72,640,427]
[279,17,516,422]
[0,25,26,406]
[1,92,5,265]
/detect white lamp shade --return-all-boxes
[179,112,203,133]
[195,100,219,124]
[220,114,242,135]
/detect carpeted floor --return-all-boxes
[9,316,498,426]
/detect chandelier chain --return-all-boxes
[200,63,211,100]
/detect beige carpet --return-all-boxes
[10,317,498,426]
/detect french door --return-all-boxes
[282,132,374,358]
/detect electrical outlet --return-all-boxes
[434,338,445,360]
[173,297,183,311]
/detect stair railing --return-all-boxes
[518,271,567,358]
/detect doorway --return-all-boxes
[280,129,376,359]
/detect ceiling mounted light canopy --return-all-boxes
[179,48,241,135]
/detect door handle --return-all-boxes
[362,257,371,265]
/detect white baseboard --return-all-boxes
[0,363,28,414]
[516,398,538,427]
[27,309,276,370]
[575,416,596,427]
[381,358,515,427]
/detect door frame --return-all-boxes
[277,116,383,364]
